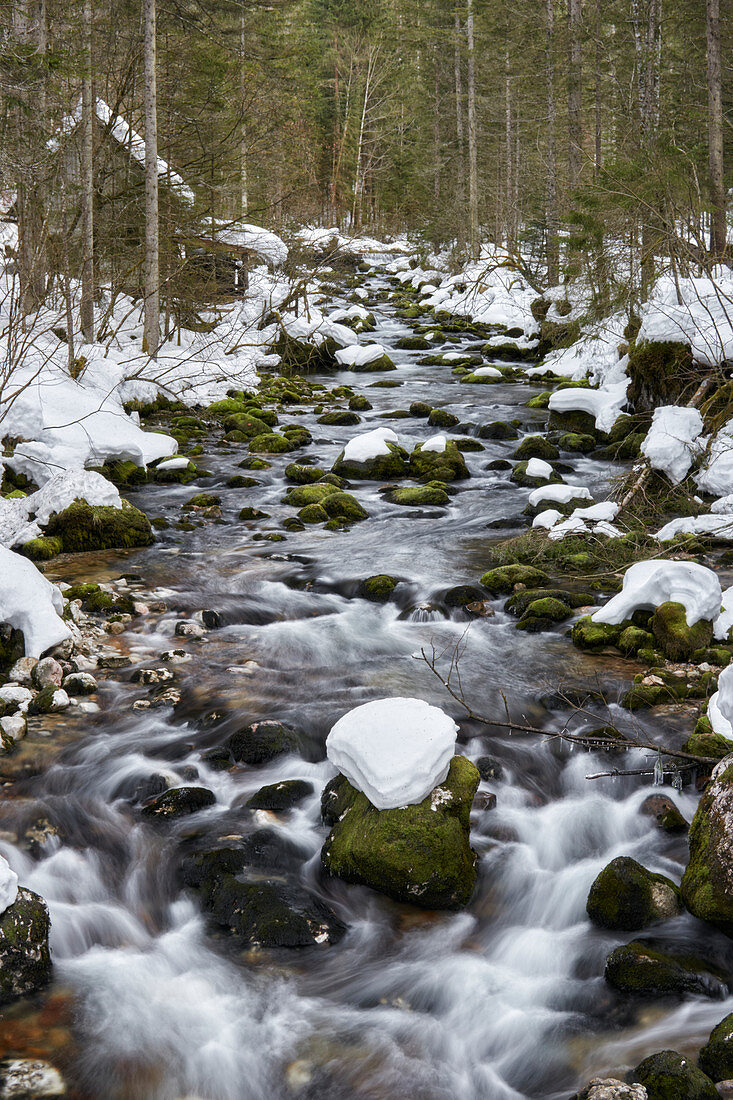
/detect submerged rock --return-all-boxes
[0,888,52,1004]
[604,940,729,999]
[321,756,480,910]
[203,720,299,769]
[358,575,399,602]
[206,877,346,947]
[586,857,682,930]
[633,1050,718,1100]
[681,756,733,933]
[141,786,216,819]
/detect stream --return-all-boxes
[2,262,732,1100]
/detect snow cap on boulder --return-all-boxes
[0,548,71,658]
[591,559,722,628]
[708,665,733,738]
[326,697,459,810]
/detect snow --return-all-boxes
[707,666,733,738]
[546,501,622,540]
[326,697,459,810]
[156,456,191,472]
[0,547,71,658]
[714,587,733,641]
[0,685,32,713]
[422,435,447,453]
[533,509,563,529]
[419,251,540,337]
[207,221,287,267]
[527,313,627,384]
[334,344,387,367]
[711,494,733,514]
[527,484,592,508]
[525,458,553,479]
[472,366,502,379]
[0,469,121,548]
[640,406,704,484]
[547,379,629,433]
[0,856,18,915]
[342,427,399,464]
[281,311,357,350]
[591,560,722,627]
[656,513,733,541]
[696,422,733,497]
[638,267,733,368]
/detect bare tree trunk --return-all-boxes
[632,0,662,296]
[79,0,95,344]
[453,6,465,207]
[466,0,479,257]
[594,0,602,175]
[240,0,248,219]
[143,0,159,357]
[706,0,726,259]
[545,0,559,283]
[433,54,440,205]
[505,52,513,245]
[568,0,582,192]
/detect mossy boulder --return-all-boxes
[284,483,339,507]
[299,503,329,524]
[547,408,598,435]
[516,597,573,632]
[96,459,149,487]
[698,1012,733,1081]
[572,616,625,650]
[680,758,733,933]
[223,412,272,438]
[18,536,63,562]
[45,500,153,553]
[396,335,431,350]
[512,435,560,461]
[633,1050,718,1100]
[558,432,597,454]
[0,888,52,1004]
[618,625,655,657]
[526,391,551,409]
[478,421,518,440]
[505,587,593,617]
[444,585,486,608]
[358,575,398,602]
[683,718,733,762]
[321,491,368,523]
[349,395,373,411]
[317,410,361,426]
[605,939,729,999]
[409,401,433,418]
[245,779,314,812]
[333,443,408,481]
[142,787,216,819]
[203,720,299,769]
[651,602,713,662]
[321,756,480,909]
[427,408,460,429]
[628,340,696,412]
[409,441,470,482]
[385,486,450,507]
[285,463,327,484]
[587,857,682,930]
[510,461,562,488]
[152,460,198,484]
[480,564,550,594]
[249,432,298,454]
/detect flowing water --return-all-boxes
[2,264,732,1099]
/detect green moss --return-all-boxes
[628,340,696,412]
[526,391,551,409]
[333,443,408,481]
[359,575,398,601]
[558,432,597,454]
[183,492,221,509]
[512,435,560,461]
[634,1050,718,1100]
[505,587,593,616]
[249,432,297,454]
[285,463,326,484]
[298,503,329,524]
[0,888,52,1004]
[699,1013,733,1082]
[284,483,339,507]
[618,624,655,657]
[587,856,682,930]
[321,756,480,909]
[321,492,368,522]
[409,401,433,418]
[571,616,625,650]
[682,720,733,762]
[651,602,714,661]
[349,395,373,411]
[19,536,63,561]
[409,441,470,482]
[605,940,729,999]
[395,335,431,350]
[516,597,572,631]
[45,500,153,553]
[386,486,450,507]
[480,564,550,593]
[681,762,733,932]
[223,412,273,438]
[510,461,562,488]
[152,460,198,484]
[427,408,460,429]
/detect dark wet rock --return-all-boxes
[0,888,52,1005]
[285,464,327,484]
[141,786,216,819]
[640,795,689,833]
[61,672,98,696]
[478,421,519,440]
[698,1012,733,1081]
[201,609,222,629]
[203,720,299,769]
[238,506,270,521]
[427,408,459,429]
[0,634,27,677]
[207,877,346,947]
[349,395,372,411]
[444,585,486,608]
[633,1050,718,1100]
[133,773,169,803]
[358,575,399,602]
[479,564,550,594]
[604,940,729,999]
[486,458,513,471]
[409,401,432,417]
[175,620,205,639]
[476,756,504,781]
[586,857,682,930]
[321,756,480,910]
[27,687,69,715]
[681,756,733,933]
[245,779,314,811]
[226,475,258,488]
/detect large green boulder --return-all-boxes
[651,602,713,662]
[321,756,480,910]
[480,564,550,594]
[681,757,733,933]
[586,857,682,930]
[0,888,52,1004]
[409,441,470,482]
[45,499,153,553]
[333,443,409,481]
[358,575,399,602]
[572,616,625,651]
[385,486,450,507]
[512,435,560,461]
[605,940,729,999]
[633,1050,718,1100]
[283,483,339,507]
[698,1012,733,1081]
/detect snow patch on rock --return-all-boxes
[591,560,722,627]
[0,548,71,658]
[343,427,399,464]
[640,406,705,484]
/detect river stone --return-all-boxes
[640,795,689,833]
[0,888,52,1004]
[516,597,573,632]
[573,1080,648,1100]
[510,460,562,488]
[204,720,299,769]
[245,779,314,811]
[385,486,450,507]
[0,1058,67,1098]
[27,687,70,715]
[141,786,216,819]
[681,756,733,933]
[633,1050,718,1100]
[604,939,729,999]
[332,443,408,481]
[698,1013,733,1081]
[651,602,713,662]
[30,658,63,690]
[358,575,398,602]
[409,441,470,482]
[512,435,560,461]
[45,500,154,552]
[586,857,682,930]
[61,672,98,696]
[8,659,37,687]
[427,408,459,429]
[478,421,518,440]
[207,877,347,947]
[479,564,550,594]
[321,756,480,910]
[444,585,486,608]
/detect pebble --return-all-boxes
[31,658,64,690]
[174,621,205,639]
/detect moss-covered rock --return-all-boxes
[285,463,327,484]
[298,503,329,524]
[572,616,625,650]
[45,500,153,553]
[223,412,272,438]
[396,335,431,350]
[0,888,52,1005]
[640,795,689,834]
[96,459,150,487]
[409,441,470,482]
[480,564,549,595]
[512,435,560,461]
[526,391,551,409]
[444,585,486,608]
[605,939,729,999]
[547,408,598,435]
[427,408,460,429]
[633,1050,718,1100]
[317,410,361,426]
[558,432,597,454]
[18,536,63,562]
[516,597,573,632]
[505,587,593,617]
[409,401,433,418]
[617,625,655,657]
[333,443,408,481]
[245,779,314,811]
[385,485,450,507]
[698,1013,733,1082]
[358,575,399,602]
[587,857,682,930]
[321,756,480,909]
[651,602,713,662]
[321,491,368,522]
[183,492,221,510]
[478,421,519,440]
[142,787,216,819]
[249,432,298,454]
[207,876,346,947]
[680,758,733,933]
[203,720,299,769]
[628,340,696,412]
[284,483,339,507]
[510,460,562,488]
[349,395,373,411]
[682,718,733,762]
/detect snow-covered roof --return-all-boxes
[56,98,195,204]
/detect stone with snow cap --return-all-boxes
[326,697,459,810]
[527,483,592,509]
[342,427,399,465]
[472,366,502,379]
[421,434,447,453]
[591,560,722,628]
[334,343,390,368]
[641,405,704,484]
[708,665,733,738]
[0,548,71,659]
[525,457,553,480]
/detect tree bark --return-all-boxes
[240,0,248,219]
[545,0,559,283]
[80,0,95,344]
[453,6,465,208]
[143,0,159,357]
[568,0,582,191]
[466,0,479,257]
[706,0,726,259]
[594,0,602,176]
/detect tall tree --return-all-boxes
[80,0,95,344]
[546,0,559,283]
[466,0,478,256]
[567,0,582,191]
[706,0,726,259]
[143,0,159,356]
